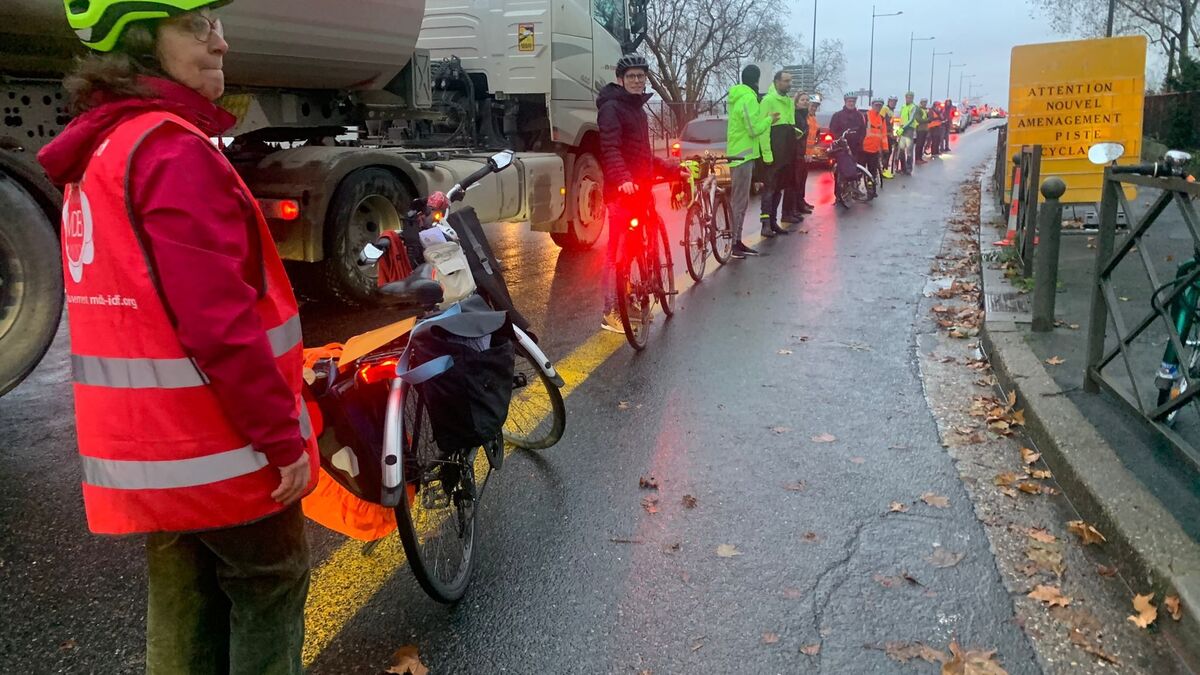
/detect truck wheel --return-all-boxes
[322,168,409,305]
[550,153,605,250]
[0,177,64,397]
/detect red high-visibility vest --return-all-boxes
[863,110,888,154]
[62,111,318,535]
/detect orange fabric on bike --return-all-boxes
[301,468,397,541]
[376,230,412,286]
[863,110,888,154]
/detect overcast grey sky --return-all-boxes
[788,0,1067,107]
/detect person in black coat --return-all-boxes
[782,91,812,223]
[595,53,681,333]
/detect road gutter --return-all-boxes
[976,158,1200,667]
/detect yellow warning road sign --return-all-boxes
[1007,35,1146,203]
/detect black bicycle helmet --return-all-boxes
[615,53,650,77]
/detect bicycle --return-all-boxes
[1088,143,1198,427]
[615,190,676,350]
[676,155,734,283]
[309,151,566,603]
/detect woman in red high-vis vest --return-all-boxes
[38,1,317,671]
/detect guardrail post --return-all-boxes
[1084,170,1120,393]
[1032,177,1066,332]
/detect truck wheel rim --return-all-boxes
[575,176,604,244]
[0,228,22,342]
[349,194,402,283]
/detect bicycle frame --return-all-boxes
[1160,257,1200,368]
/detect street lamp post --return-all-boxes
[930,50,952,101]
[946,62,965,100]
[812,0,818,68]
[908,33,934,92]
[959,73,975,101]
[869,6,902,102]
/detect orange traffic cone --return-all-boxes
[994,164,1020,247]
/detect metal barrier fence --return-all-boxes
[1083,167,1200,469]
[992,123,1008,209]
[1012,145,1042,278]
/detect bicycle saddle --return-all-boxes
[378,263,444,307]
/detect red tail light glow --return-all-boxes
[357,358,399,385]
[823,133,833,143]
[258,198,302,221]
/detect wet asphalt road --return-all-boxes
[0,124,1041,673]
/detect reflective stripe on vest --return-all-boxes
[72,314,301,388]
[81,401,312,490]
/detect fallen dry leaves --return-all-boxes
[811,433,837,443]
[943,641,1008,674]
[1067,520,1106,546]
[1096,564,1117,578]
[881,641,946,664]
[762,632,780,645]
[778,348,794,355]
[716,544,742,558]
[641,496,659,514]
[770,425,792,435]
[681,494,697,509]
[638,475,659,490]
[921,493,951,509]
[386,645,429,675]
[1025,539,1065,578]
[1045,356,1065,366]
[1020,447,1041,465]
[1027,528,1056,544]
[1028,584,1072,607]
[783,480,807,492]
[800,643,821,656]
[1051,606,1121,665]
[889,502,909,513]
[1127,593,1157,628]
[1165,595,1182,621]
[993,472,1018,487]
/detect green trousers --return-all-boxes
[145,504,310,675]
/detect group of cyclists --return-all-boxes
[594,54,961,334]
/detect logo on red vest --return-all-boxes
[62,186,95,284]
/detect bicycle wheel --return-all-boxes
[654,217,676,318]
[710,193,734,265]
[682,203,707,283]
[393,384,479,603]
[617,255,650,350]
[503,343,566,450]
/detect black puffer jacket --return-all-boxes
[596,83,675,198]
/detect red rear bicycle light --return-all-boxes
[630,217,640,228]
[823,133,833,142]
[431,210,444,223]
[670,142,681,157]
[356,358,398,385]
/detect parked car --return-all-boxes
[952,108,970,133]
[670,116,732,184]
[988,107,1007,119]
[808,110,835,168]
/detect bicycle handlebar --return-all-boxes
[1110,162,1188,179]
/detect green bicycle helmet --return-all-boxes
[64,0,228,52]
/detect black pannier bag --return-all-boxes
[402,294,515,454]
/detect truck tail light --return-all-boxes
[259,198,301,221]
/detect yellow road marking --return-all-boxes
[302,228,765,665]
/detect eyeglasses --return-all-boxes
[172,11,224,43]
[623,73,648,81]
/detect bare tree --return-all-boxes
[806,38,847,98]
[1030,0,1198,82]
[640,0,795,137]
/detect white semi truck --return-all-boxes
[0,0,646,396]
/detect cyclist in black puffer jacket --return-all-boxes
[595,53,681,334]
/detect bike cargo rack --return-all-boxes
[1084,166,1200,468]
